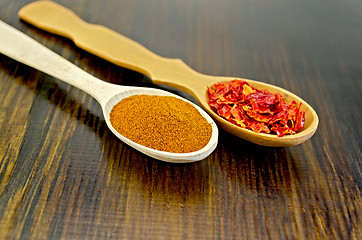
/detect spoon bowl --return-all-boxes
[18,1,319,146]
[0,20,218,163]
[103,87,218,162]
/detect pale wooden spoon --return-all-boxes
[18,1,319,147]
[0,20,219,163]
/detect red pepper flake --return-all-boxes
[208,80,305,137]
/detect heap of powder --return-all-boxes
[109,95,212,153]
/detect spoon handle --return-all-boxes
[0,20,121,104]
[18,1,210,97]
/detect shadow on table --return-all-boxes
[215,131,304,199]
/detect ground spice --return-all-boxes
[109,95,212,153]
[208,79,305,137]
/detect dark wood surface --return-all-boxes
[0,0,361,239]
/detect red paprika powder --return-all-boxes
[110,95,212,153]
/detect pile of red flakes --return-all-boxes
[208,80,305,137]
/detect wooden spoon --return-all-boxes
[18,1,319,147]
[0,20,219,163]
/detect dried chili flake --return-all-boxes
[208,80,305,137]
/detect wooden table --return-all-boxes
[0,0,361,239]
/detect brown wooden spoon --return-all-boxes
[18,0,319,147]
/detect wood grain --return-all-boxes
[0,0,361,239]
